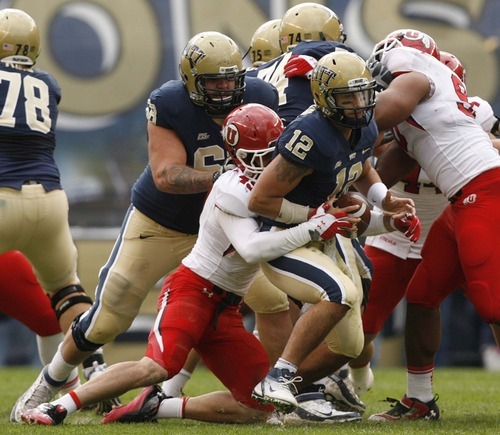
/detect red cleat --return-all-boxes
[102,385,166,424]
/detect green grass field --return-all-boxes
[0,365,498,434]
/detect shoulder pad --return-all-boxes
[214,171,257,218]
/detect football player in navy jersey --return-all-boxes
[13,30,279,419]
[19,104,362,426]
[249,51,418,414]
[246,2,351,125]
[0,9,113,421]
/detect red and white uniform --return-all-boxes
[377,46,500,324]
[364,88,498,334]
[145,169,319,409]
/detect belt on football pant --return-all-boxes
[212,285,242,330]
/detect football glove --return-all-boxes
[284,54,318,79]
[309,203,354,241]
[391,212,421,242]
[367,60,393,92]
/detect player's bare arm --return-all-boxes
[148,122,213,194]
[248,154,313,218]
[375,140,419,188]
[374,72,430,131]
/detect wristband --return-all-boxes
[275,198,310,224]
[362,211,387,236]
[367,182,388,207]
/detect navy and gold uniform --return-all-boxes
[76,75,278,346]
[0,60,92,325]
[247,41,353,125]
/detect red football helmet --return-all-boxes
[370,28,440,63]
[222,103,284,181]
[440,50,466,83]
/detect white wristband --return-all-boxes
[363,211,387,236]
[275,198,310,224]
[367,182,388,207]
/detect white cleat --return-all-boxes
[282,385,362,424]
[252,367,300,414]
[324,368,366,414]
[11,366,63,423]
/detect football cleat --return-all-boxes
[251,367,301,414]
[21,403,67,426]
[83,361,122,414]
[102,384,167,424]
[11,366,65,423]
[368,395,440,422]
[265,410,284,426]
[324,368,366,414]
[282,384,361,424]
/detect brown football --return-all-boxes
[334,192,371,236]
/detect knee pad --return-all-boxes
[50,284,93,320]
[71,313,104,352]
[324,304,364,359]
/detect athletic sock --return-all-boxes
[407,364,434,403]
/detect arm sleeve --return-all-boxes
[216,209,314,264]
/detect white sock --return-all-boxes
[407,369,434,403]
[275,358,297,373]
[60,368,81,394]
[47,345,77,383]
[52,393,79,415]
[36,333,65,365]
[156,397,184,418]
[162,369,192,397]
[349,363,370,385]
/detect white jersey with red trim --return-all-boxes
[383,47,500,199]
[182,169,316,295]
[469,95,497,133]
[365,167,448,259]
[182,170,260,296]
[366,49,499,259]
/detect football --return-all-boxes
[334,191,371,236]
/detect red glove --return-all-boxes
[284,54,318,79]
[309,204,354,241]
[391,213,421,242]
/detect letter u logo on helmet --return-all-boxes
[370,28,440,64]
[222,103,283,181]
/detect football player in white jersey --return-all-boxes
[365,29,500,422]
[346,48,500,402]
[20,104,362,426]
